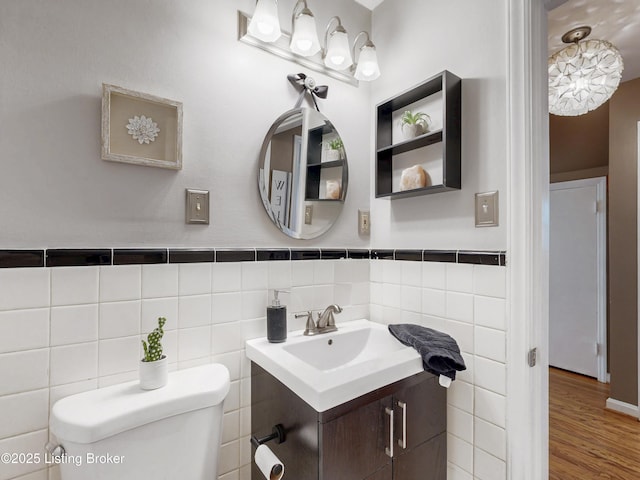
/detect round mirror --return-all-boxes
[258,108,348,239]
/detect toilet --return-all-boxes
[50,364,230,480]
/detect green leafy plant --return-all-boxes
[142,317,166,362]
[401,110,431,131]
[326,138,344,150]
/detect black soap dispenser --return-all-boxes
[267,289,287,343]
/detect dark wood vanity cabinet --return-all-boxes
[251,363,446,480]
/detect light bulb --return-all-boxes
[324,27,353,70]
[290,9,320,56]
[355,44,380,81]
[248,0,281,43]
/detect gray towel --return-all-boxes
[389,324,466,380]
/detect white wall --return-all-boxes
[370,0,508,250]
[0,0,371,249]
[370,2,511,478]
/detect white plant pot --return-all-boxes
[139,356,168,390]
[402,123,426,139]
[326,149,342,162]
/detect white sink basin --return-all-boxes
[245,319,423,412]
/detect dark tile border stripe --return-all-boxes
[216,249,256,263]
[371,249,394,260]
[347,249,370,259]
[423,250,457,263]
[321,249,347,260]
[257,249,290,261]
[169,249,215,264]
[0,250,45,268]
[47,249,111,267]
[458,251,501,266]
[0,248,506,267]
[114,249,168,265]
[290,249,320,261]
[395,250,422,262]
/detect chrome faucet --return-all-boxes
[317,304,342,329]
[295,304,342,336]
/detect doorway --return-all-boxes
[549,177,607,382]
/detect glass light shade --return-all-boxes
[324,30,353,70]
[548,39,624,116]
[290,11,321,57]
[354,45,380,81]
[248,0,281,43]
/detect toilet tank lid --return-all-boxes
[50,364,230,445]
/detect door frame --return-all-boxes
[506,1,550,479]
[637,121,640,420]
[550,177,608,382]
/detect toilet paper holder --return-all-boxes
[251,424,286,448]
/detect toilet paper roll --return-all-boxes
[255,444,284,480]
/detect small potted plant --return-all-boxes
[324,137,345,161]
[401,110,431,139]
[140,316,168,390]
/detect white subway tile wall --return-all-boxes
[0,257,506,480]
[370,260,507,480]
[0,259,371,480]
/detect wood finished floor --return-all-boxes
[550,367,640,479]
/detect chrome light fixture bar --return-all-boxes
[238,11,358,86]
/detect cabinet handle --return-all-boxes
[397,401,407,449]
[385,406,394,458]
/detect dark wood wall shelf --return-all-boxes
[376,70,461,199]
[305,125,347,201]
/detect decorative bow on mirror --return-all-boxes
[287,73,328,111]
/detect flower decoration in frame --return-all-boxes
[101,84,183,170]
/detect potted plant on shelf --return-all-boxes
[401,110,431,139]
[140,316,168,390]
[324,137,345,161]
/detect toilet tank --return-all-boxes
[50,364,230,480]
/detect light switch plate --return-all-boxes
[186,189,209,224]
[475,191,499,227]
[358,209,370,235]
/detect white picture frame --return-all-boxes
[101,84,183,170]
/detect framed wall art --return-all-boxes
[101,84,183,170]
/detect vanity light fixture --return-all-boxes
[323,17,353,71]
[352,31,381,81]
[289,0,321,57]
[548,26,624,116]
[238,4,381,85]
[247,0,281,43]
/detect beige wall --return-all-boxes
[609,77,640,405]
[549,103,609,176]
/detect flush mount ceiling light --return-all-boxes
[352,31,380,81]
[323,17,353,71]
[247,0,281,43]
[290,0,321,57]
[548,26,624,116]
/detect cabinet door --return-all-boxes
[393,375,446,453]
[321,396,392,480]
[364,464,392,480]
[393,432,446,480]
